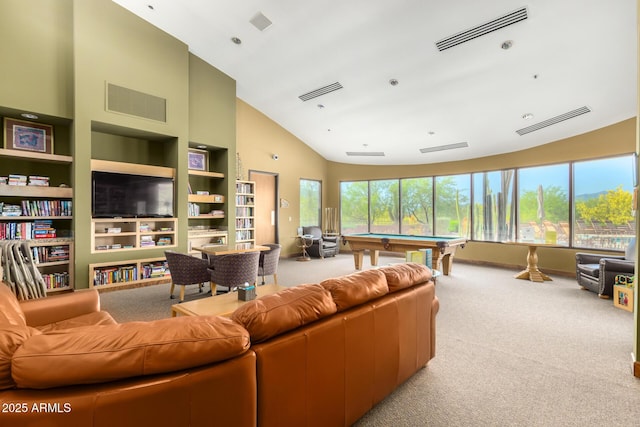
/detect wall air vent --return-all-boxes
[420,142,469,154]
[516,106,592,136]
[106,83,167,122]
[299,82,344,101]
[346,151,385,157]
[436,7,528,51]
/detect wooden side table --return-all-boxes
[295,235,314,261]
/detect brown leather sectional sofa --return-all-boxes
[0,262,437,427]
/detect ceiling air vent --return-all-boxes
[436,7,528,51]
[299,82,343,101]
[516,106,592,136]
[250,12,272,31]
[346,151,385,157]
[420,142,468,154]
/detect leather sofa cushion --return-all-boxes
[35,310,116,333]
[578,263,600,277]
[0,283,26,327]
[378,263,433,292]
[320,269,389,311]
[11,315,250,389]
[0,325,39,390]
[231,284,337,343]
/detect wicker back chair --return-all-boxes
[165,250,211,302]
[258,243,282,285]
[208,251,260,293]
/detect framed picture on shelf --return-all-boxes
[3,118,54,154]
[188,148,208,171]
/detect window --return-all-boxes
[300,179,321,227]
[338,154,635,250]
[435,174,470,237]
[340,181,369,234]
[573,156,635,249]
[369,179,399,233]
[517,164,570,246]
[472,170,515,241]
[401,177,433,235]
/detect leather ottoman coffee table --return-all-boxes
[171,284,285,317]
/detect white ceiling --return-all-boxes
[113,0,637,165]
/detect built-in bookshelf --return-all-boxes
[235,180,255,248]
[91,218,177,253]
[188,148,227,252]
[0,134,74,292]
[89,256,170,290]
[31,239,74,293]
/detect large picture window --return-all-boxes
[338,154,635,251]
[300,179,321,227]
[573,156,635,249]
[435,174,470,237]
[472,170,515,241]
[340,181,369,234]
[518,164,570,246]
[401,177,433,235]
[370,179,399,234]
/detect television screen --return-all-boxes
[92,171,174,218]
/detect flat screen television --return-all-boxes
[92,171,174,218]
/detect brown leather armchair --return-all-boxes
[575,238,636,298]
[302,226,339,258]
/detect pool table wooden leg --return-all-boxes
[353,250,364,270]
[441,253,452,275]
[370,249,379,266]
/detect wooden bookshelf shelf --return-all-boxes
[0,185,72,198]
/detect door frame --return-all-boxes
[248,169,280,244]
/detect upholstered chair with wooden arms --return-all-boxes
[164,250,211,302]
[258,243,282,285]
[208,251,260,294]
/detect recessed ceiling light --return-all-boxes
[317,104,325,109]
[522,113,534,120]
[501,40,513,50]
[389,79,399,86]
[231,37,242,45]
[21,113,38,119]
[428,131,435,135]
[147,4,154,10]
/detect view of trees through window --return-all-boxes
[338,154,635,250]
[300,179,321,227]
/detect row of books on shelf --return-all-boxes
[236,195,254,205]
[236,207,253,217]
[236,230,254,241]
[236,218,254,229]
[0,175,50,187]
[93,262,169,286]
[236,183,253,194]
[0,220,57,240]
[139,236,173,247]
[32,245,69,264]
[43,272,70,290]
[20,200,72,217]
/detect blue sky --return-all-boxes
[519,156,634,195]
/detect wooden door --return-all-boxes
[249,171,278,244]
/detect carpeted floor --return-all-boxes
[100,253,640,426]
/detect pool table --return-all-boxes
[342,233,467,275]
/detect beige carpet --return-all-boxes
[100,253,640,426]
